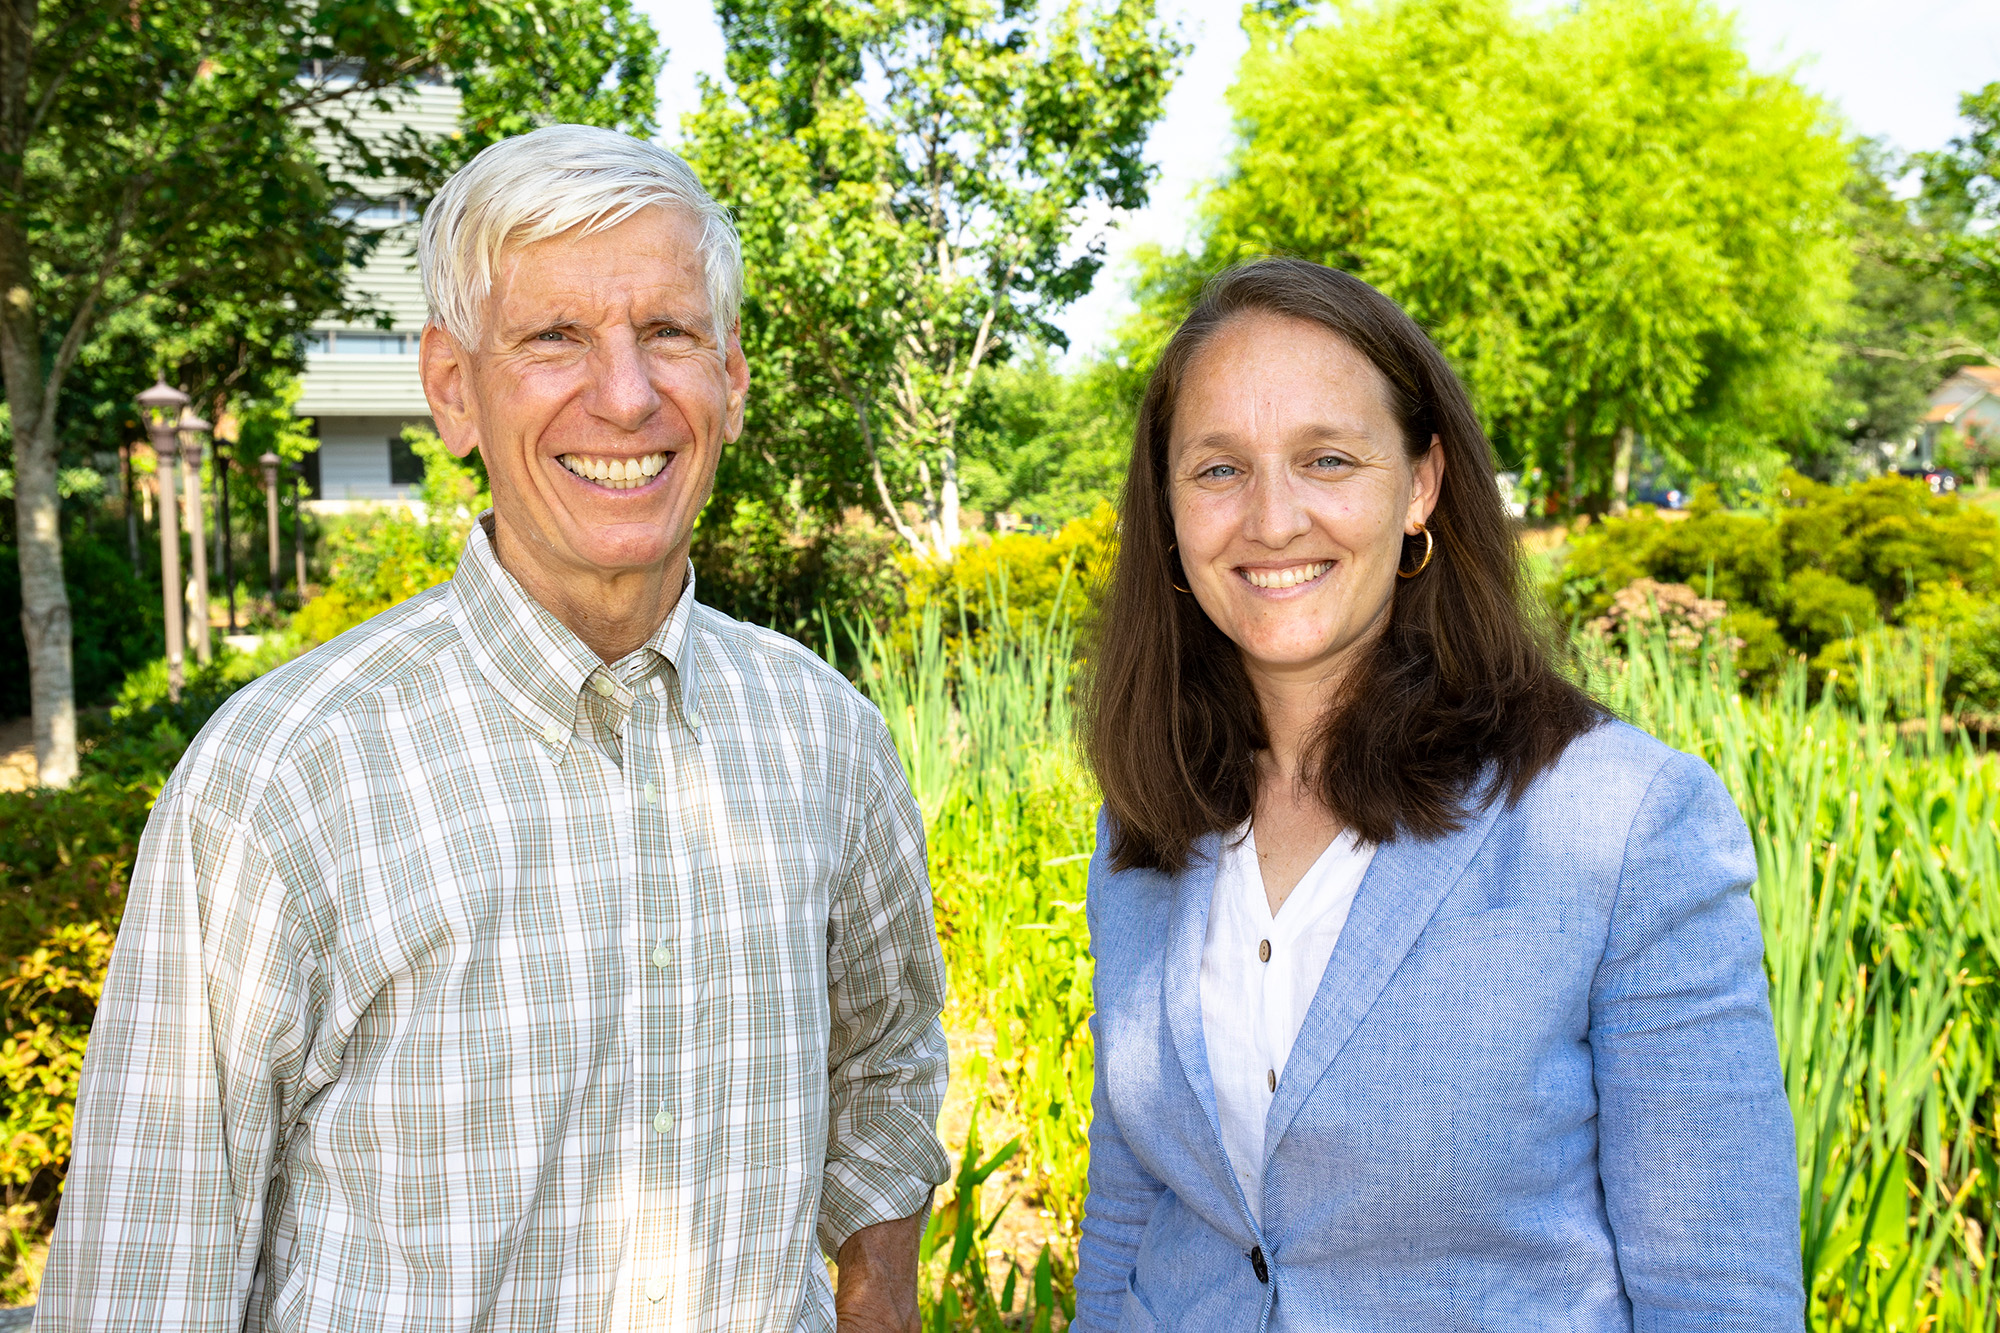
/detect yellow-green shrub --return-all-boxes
[901,505,1116,645]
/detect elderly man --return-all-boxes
[38,126,949,1332]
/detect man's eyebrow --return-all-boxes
[637,306,716,337]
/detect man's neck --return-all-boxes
[490,519,686,664]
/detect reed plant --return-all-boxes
[849,598,1999,1331]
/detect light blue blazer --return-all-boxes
[1076,720,1804,1332]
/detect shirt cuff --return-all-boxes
[817,1116,951,1255]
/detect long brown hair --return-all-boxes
[1080,259,1603,873]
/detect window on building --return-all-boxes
[339,331,412,354]
[331,197,413,227]
[388,433,425,486]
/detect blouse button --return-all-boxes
[1258,939,1271,963]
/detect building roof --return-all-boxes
[1925,363,2000,424]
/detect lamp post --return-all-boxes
[178,409,214,663]
[261,452,282,605]
[215,442,235,633]
[137,380,189,702]
[292,461,308,599]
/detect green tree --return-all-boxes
[682,0,1180,561]
[1144,0,1851,514]
[1918,82,2000,354]
[0,0,658,786]
[1811,141,1987,478]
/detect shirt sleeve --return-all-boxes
[816,718,951,1256]
[35,780,316,1330]
[1589,749,1806,1330]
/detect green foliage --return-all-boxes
[1559,475,2000,680]
[955,352,1136,524]
[900,505,1116,648]
[690,497,904,644]
[1145,0,1851,508]
[681,0,1180,558]
[0,533,162,716]
[1917,83,2000,360]
[1815,143,1990,478]
[293,429,483,645]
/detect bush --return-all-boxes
[1560,472,2000,660]
[900,505,1116,645]
[690,498,905,643]
[0,534,164,717]
[294,428,483,646]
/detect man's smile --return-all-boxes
[556,450,672,491]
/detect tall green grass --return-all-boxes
[856,604,2000,1331]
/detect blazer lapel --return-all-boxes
[1262,796,1508,1165]
[1162,832,1233,1180]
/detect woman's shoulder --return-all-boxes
[1496,718,1742,857]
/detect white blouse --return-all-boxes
[1199,822,1376,1224]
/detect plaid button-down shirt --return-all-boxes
[37,520,950,1332]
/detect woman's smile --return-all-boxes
[1238,560,1335,592]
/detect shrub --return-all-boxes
[690,498,904,642]
[1586,578,1730,654]
[1559,472,2000,664]
[293,429,483,646]
[0,534,164,716]
[900,504,1116,645]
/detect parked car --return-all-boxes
[1896,465,1960,495]
[1633,485,1686,510]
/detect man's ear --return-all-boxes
[420,324,482,460]
[722,321,749,443]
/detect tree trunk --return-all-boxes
[9,417,78,787]
[1609,424,1635,517]
[1,0,77,786]
[937,446,962,558]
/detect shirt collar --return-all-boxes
[450,515,702,759]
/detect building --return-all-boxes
[294,74,461,507]
[1921,364,2000,464]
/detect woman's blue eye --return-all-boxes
[1312,454,1349,469]
[1201,463,1241,480]
[536,330,567,342]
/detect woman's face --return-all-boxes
[1167,310,1443,690]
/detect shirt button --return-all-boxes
[645,1275,667,1302]
[643,780,657,805]
[651,945,671,968]
[540,724,562,744]
[1258,939,1271,963]
[593,675,615,697]
[653,1111,674,1134]
[1267,1068,1277,1093]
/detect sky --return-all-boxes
[639,0,2000,360]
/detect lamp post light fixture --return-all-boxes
[178,409,214,663]
[136,379,190,702]
[261,452,282,604]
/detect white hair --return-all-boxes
[420,124,743,346]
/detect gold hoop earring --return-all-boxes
[1398,524,1434,579]
[1167,543,1191,594]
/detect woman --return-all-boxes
[1074,259,1802,1331]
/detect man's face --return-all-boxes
[422,207,747,588]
